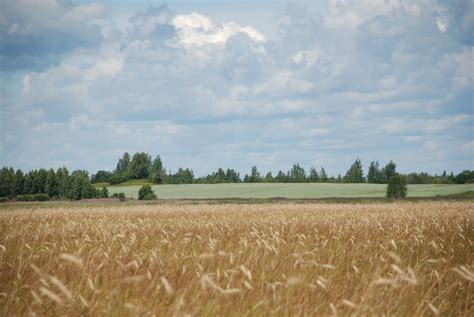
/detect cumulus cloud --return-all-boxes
[0,0,105,70]
[1,1,473,175]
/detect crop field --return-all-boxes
[0,202,472,316]
[108,183,474,199]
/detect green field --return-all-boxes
[107,183,474,199]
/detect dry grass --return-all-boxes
[0,202,472,316]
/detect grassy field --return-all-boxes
[0,201,472,316]
[107,183,474,199]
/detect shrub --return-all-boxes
[100,187,109,198]
[0,197,8,203]
[34,193,50,201]
[138,185,157,200]
[16,194,34,201]
[112,192,126,201]
[386,174,407,198]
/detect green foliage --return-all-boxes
[16,193,50,201]
[128,152,152,179]
[92,170,113,183]
[344,159,365,183]
[274,170,289,183]
[115,152,130,175]
[0,167,14,198]
[319,167,328,182]
[309,167,320,183]
[100,187,109,198]
[289,164,306,183]
[150,155,166,184]
[112,192,126,201]
[244,166,262,183]
[169,168,194,184]
[382,161,397,182]
[0,197,8,203]
[367,161,385,183]
[109,174,129,185]
[13,169,24,196]
[45,169,59,198]
[263,172,274,183]
[34,193,50,201]
[386,174,407,198]
[138,184,157,200]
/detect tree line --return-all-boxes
[1,152,473,201]
[92,153,474,186]
[0,167,108,201]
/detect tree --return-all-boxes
[138,184,157,200]
[115,152,131,175]
[274,170,288,183]
[0,167,14,198]
[344,159,365,183]
[319,167,328,182]
[382,161,397,183]
[386,174,407,198]
[170,168,194,184]
[367,161,384,183]
[289,164,306,183]
[36,169,48,194]
[45,169,59,198]
[225,168,240,183]
[264,171,274,183]
[246,166,261,183]
[100,187,109,198]
[309,167,320,182]
[150,155,166,184]
[128,152,152,179]
[56,167,70,198]
[12,169,24,196]
[92,170,112,183]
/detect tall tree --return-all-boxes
[344,159,365,183]
[309,167,320,183]
[45,169,59,198]
[289,164,306,183]
[150,155,166,184]
[367,161,384,183]
[248,166,262,183]
[0,167,14,198]
[128,152,152,179]
[275,170,288,183]
[12,169,24,196]
[319,167,328,182]
[115,152,131,175]
[56,167,70,198]
[382,161,397,183]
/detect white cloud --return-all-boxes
[172,12,265,46]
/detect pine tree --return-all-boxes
[344,158,365,183]
[45,169,59,198]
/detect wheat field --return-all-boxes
[0,202,472,316]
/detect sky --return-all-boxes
[0,0,473,177]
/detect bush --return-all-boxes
[34,193,50,201]
[100,187,109,198]
[16,193,50,201]
[386,174,407,198]
[112,192,126,201]
[16,194,34,201]
[138,185,157,200]
[0,197,8,203]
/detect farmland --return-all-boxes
[1,201,472,316]
[107,182,474,199]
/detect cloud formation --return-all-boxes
[0,1,472,175]
[0,0,104,70]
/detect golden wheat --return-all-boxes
[0,202,472,316]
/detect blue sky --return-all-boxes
[0,0,473,177]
